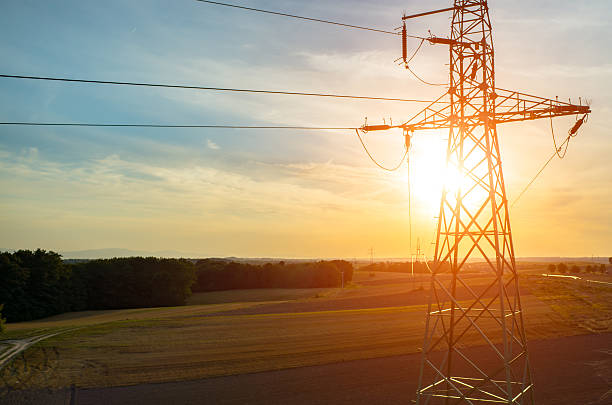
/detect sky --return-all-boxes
[0,0,611,259]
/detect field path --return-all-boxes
[0,330,75,370]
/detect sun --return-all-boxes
[408,131,451,202]
[402,131,484,217]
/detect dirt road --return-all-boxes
[0,331,71,370]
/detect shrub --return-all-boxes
[0,304,5,333]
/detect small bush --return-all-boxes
[0,304,5,333]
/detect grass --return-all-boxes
[1,271,608,390]
[527,273,612,333]
[32,305,428,388]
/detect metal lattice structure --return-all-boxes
[415,3,534,403]
[364,1,590,403]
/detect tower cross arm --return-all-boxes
[487,87,591,124]
[382,88,590,133]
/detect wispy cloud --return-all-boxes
[206,139,220,150]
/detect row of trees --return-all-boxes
[0,250,195,323]
[546,263,608,275]
[193,259,353,291]
[360,261,449,274]
[0,251,355,323]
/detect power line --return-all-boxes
[510,135,572,208]
[0,74,436,104]
[402,38,449,87]
[195,0,424,38]
[406,38,425,66]
[354,129,407,171]
[511,114,588,208]
[0,122,357,130]
[406,66,448,87]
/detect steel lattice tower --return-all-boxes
[363,1,590,403]
[416,2,534,403]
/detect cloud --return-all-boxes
[0,149,408,221]
[206,139,220,150]
[503,64,612,80]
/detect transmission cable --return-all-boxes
[550,116,569,159]
[406,38,425,65]
[195,0,425,38]
[399,38,449,87]
[0,74,436,104]
[407,150,412,255]
[510,115,587,208]
[354,129,407,172]
[0,122,357,130]
[406,66,448,87]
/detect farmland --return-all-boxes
[1,267,611,403]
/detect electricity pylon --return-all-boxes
[362,1,590,403]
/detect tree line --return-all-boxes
[193,259,353,291]
[0,250,353,324]
[360,261,449,274]
[546,263,608,275]
[0,250,195,323]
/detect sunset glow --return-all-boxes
[0,0,610,259]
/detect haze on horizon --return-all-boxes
[1,0,611,259]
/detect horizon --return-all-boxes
[3,247,609,263]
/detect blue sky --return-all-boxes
[0,0,611,258]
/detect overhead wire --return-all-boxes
[403,38,448,87]
[407,143,412,255]
[510,114,587,208]
[406,38,425,66]
[354,129,407,172]
[550,116,569,159]
[400,37,449,87]
[195,0,425,38]
[0,74,436,104]
[0,122,356,130]
[406,65,448,87]
[510,147,561,209]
